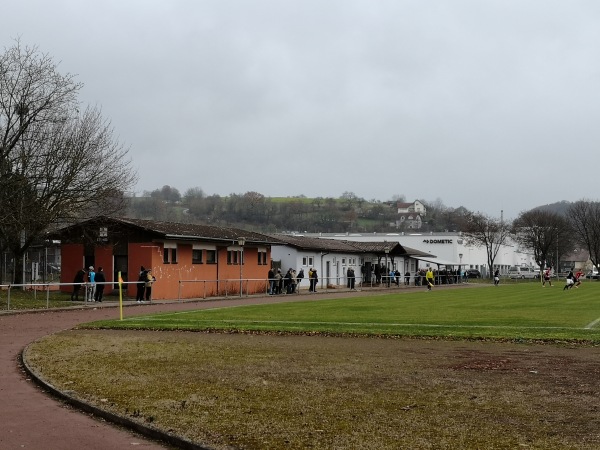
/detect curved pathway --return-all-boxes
[1,287,405,449]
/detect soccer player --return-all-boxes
[542,267,552,287]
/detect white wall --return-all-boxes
[302,232,536,276]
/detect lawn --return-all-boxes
[86,282,600,342]
[24,283,600,449]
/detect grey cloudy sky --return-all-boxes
[5,1,600,220]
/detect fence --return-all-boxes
[0,273,472,311]
[0,281,139,311]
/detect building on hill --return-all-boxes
[52,216,277,300]
[397,200,426,216]
[394,213,423,230]
[394,200,426,229]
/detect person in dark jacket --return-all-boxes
[94,267,106,302]
[296,268,304,293]
[309,269,318,292]
[71,268,86,301]
[136,266,147,302]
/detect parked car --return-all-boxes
[508,266,538,279]
[587,270,600,280]
[466,269,481,279]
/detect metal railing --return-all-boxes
[0,281,140,311]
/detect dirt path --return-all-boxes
[0,289,392,449]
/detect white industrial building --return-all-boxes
[298,231,537,279]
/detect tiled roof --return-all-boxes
[54,216,277,245]
[115,217,276,244]
[270,234,361,252]
[270,234,431,257]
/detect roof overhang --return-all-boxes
[417,257,461,267]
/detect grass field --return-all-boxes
[86,282,600,342]
[26,282,600,449]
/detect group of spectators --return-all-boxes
[70,266,106,302]
[268,267,319,294]
[136,266,156,302]
[71,265,156,303]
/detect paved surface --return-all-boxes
[1,287,410,450]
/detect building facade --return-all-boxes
[54,217,277,300]
[301,231,537,278]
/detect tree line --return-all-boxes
[126,186,469,234]
[463,203,600,277]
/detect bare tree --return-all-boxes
[0,40,136,283]
[512,210,573,271]
[462,212,511,277]
[568,200,600,269]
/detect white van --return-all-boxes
[508,266,538,279]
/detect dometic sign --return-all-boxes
[423,239,452,244]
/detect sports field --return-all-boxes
[27,282,600,449]
[88,282,600,342]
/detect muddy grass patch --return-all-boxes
[25,330,600,449]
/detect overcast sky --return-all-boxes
[4,1,600,220]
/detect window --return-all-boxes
[258,250,267,265]
[227,250,241,265]
[163,247,177,264]
[163,243,177,264]
[206,250,217,264]
[302,256,314,266]
[192,249,203,264]
[227,250,243,265]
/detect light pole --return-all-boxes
[459,253,463,282]
[238,237,246,297]
[384,246,390,287]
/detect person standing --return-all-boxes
[136,266,147,302]
[542,267,553,287]
[267,268,275,295]
[494,269,500,286]
[347,267,356,290]
[87,266,96,302]
[426,267,434,291]
[145,269,156,301]
[274,269,283,295]
[94,266,106,302]
[388,268,395,287]
[284,268,293,294]
[291,270,298,294]
[310,269,318,292]
[296,268,304,293]
[71,268,86,301]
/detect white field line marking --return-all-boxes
[120,317,593,331]
[585,317,600,329]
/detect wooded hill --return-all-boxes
[124,187,473,233]
[125,186,574,234]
